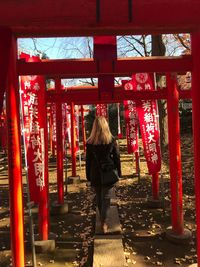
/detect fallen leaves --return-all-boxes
[0,136,198,267]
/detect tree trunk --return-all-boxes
[152,35,168,150]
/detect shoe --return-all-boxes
[102,223,108,234]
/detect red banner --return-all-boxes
[75,105,80,152]
[20,53,48,203]
[20,74,31,151]
[0,111,6,151]
[131,73,161,175]
[64,105,80,154]
[66,106,71,148]
[51,103,57,153]
[62,103,68,156]
[96,104,108,118]
[123,81,139,154]
[117,103,123,139]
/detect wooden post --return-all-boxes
[81,105,86,154]
[117,103,123,139]
[166,73,183,235]
[135,151,140,174]
[70,102,76,176]
[55,79,64,204]
[6,31,25,267]
[39,81,49,241]
[152,173,159,200]
[0,28,13,116]
[191,31,200,266]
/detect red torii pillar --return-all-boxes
[70,102,77,177]
[51,79,68,214]
[191,31,200,266]
[166,73,191,242]
[38,79,50,241]
[81,105,86,154]
[0,28,13,116]
[5,31,25,266]
[55,79,64,204]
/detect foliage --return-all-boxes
[179,100,192,133]
[117,35,152,57]
[163,34,191,56]
[84,103,125,139]
[84,106,96,139]
[108,104,119,137]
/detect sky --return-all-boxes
[18,38,66,59]
[18,35,186,60]
[17,37,94,59]
[17,36,149,59]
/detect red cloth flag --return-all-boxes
[117,103,123,139]
[50,103,57,153]
[65,105,79,154]
[66,106,71,149]
[62,103,68,156]
[74,105,80,153]
[20,53,48,203]
[131,73,161,175]
[0,112,6,150]
[96,104,108,118]
[20,76,32,151]
[122,80,139,154]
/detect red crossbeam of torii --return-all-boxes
[0,1,200,35]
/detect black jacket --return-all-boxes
[86,139,121,186]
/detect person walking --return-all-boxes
[86,116,121,233]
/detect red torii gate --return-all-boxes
[0,1,200,266]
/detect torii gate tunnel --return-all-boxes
[0,1,200,266]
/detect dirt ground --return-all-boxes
[0,133,197,267]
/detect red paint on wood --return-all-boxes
[55,79,64,204]
[0,1,199,36]
[191,31,200,266]
[0,28,12,115]
[94,36,116,98]
[6,35,25,267]
[81,105,86,154]
[46,86,166,104]
[70,102,76,177]
[167,73,183,235]
[152,173,159,200]
[17,56,192,77]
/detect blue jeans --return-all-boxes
[94,185,113,224]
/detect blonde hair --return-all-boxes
[87,116,113,145]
